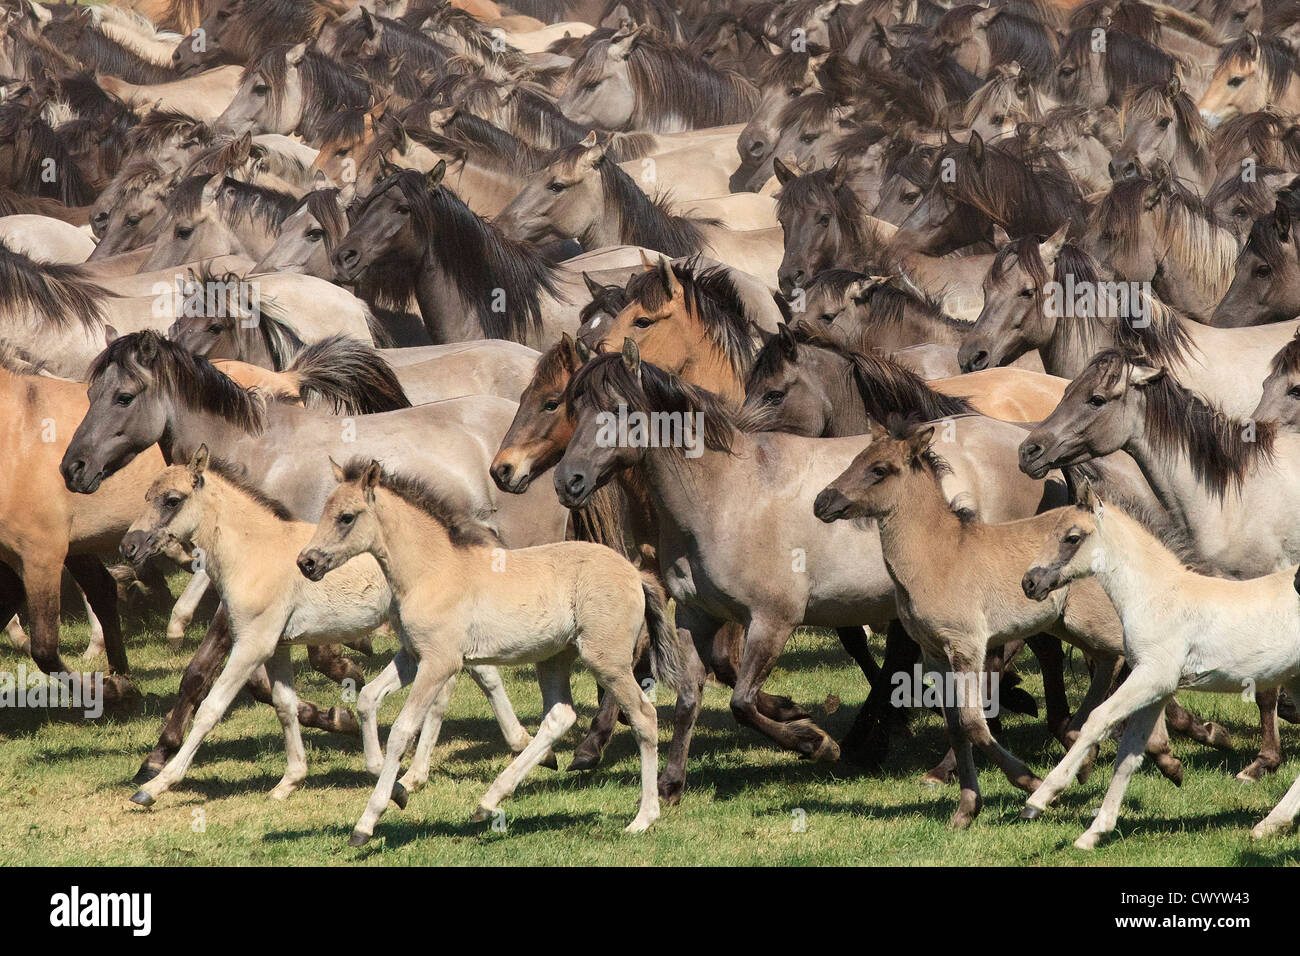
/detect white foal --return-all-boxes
[1020,484,1300,849]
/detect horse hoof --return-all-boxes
[568,752,601,772]
[129,790,155,808]
[657,778,684,806]
[328,706,361,736]
[540,751,559,771]
[1019,805,1042,821]
[1205,722,1233,749]
[1074,831,1102,850]
[347,831,371,848]
[920,772,951,788]
[390,782,408,810]
[810,735,840,762]
[469,806,493,824]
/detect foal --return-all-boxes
[814,423,1185,828]
[299,459,683,845]
[1022,487,1300,848]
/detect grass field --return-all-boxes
[1,590,1298,867]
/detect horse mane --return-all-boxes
[0,101,97,206]
[853,274,971,334]
[1087,348,1275,497]
[567,30,758,127]
[283,334,412,413]
[624,256,761,377]
[354,168,559,340]
[341,458,498,548]
[168,173,298,232]
[1119,80,1212,174]
[1268,331,1300,379]
[203,455,294,520]
[42,17,180,84]
[292,187,348,251]
[930,135,1080,237]
[1206,164,1290,225]
[1211,109,1300,171]
[125,107,212,154]
[184,262,306,369]
[90,331,269,433]
[530,334,583,395]
[219,0,331,59]
[777,164,879,268]
[0,340,50,375]
[429,108,547,173]
[1059,26,1176,104]
[0,242,109,330]
[937,4,1057,79]
[1218,34,1300,101]
[244,44,370,138]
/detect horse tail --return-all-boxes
[286,334,412,414]
[640,573,683,692]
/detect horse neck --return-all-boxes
[371,489,468,599]
[162,397,263,467]
[1090,507,1185,616]
[190,477,295,588]
[1041,312,1108,379]
[636,430,745,539]
[873,464,963,583]
[413,253,488,343]
[680,339,747,405]
[1120,424,1214,540]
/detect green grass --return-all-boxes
[2,589,1299,866]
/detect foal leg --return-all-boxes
[467,664,545,760]
[398,673,458,795]
[1253,681,1300,838]
[166,571,210,649]
[76,579,106,660]
[265,645,308,801]
[938,671,981,829]
[350,650,461,847]
[1022,666,1176,818]
[1074,699,1166,850]
[1238,687,1281,782]
[473,652,578,824]
[948,647,1042,799]
[597,664,662,833]
[131,627,278,805]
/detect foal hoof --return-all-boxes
[390,782,408,810]
[347,830,371,848]
[129,789,155,808]
[568,752,601,772]
[1019,805,1042,821]
[469,805,493,824]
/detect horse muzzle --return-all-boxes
[296,549,332,582]
[813,487,855,523]
[1021,567,1059,601]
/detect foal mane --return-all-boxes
[341,458,498,548]
[0,242,109,331]
[90,331,268,433]
[1088,348,1275,497]
[203,455,294,521]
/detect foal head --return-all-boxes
[960,227,1067,371]
[812,421,937,522]
[1251,331,1300,429]
[297,457,384,580]
[1021,483,1104,600]
[1198,33,1298,130]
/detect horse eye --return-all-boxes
[252,84,270,96]
[1289,385,1300,398]
[165,495,183,508]
[396,204,410,215]
[799,132,818,144]
[582,81,600,92]
[1019,288,1034,298]
[633,316,653,328]
[763,389,785,405]
[126,215,141,226]
[990,114,1005,125]
[871,465,888,478]
[1157,117,1172,129]
[820,312,835,323]
[338,512,355,526]
[1228,76,1245,88]
[1087,395,1106,408]
[1064,533,1081,544]
[816,213,830,226]
[1255,263,1273,278]
[306,228,325,241]
[548,181,566,193]
[115,392,135,407]
[1232,10,1247,20]
[176,226,194,239]
[207,323,222,334]
[1059,66,1076,78]
[901,190,919,203]
[541,399,560,412]
[1232,206,1247,218]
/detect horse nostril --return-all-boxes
[1107,160,1116,179]
[172,49,181,62]
[297,555,317,577]
[1021,442,1042,460]
[747,140,766,158]
[564,472,586,497]
[494,463,513,484]
[339,248,358,264]
[970,350,989,371]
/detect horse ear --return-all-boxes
[971,5,996,29]
[426,159,446,190]
[578,132,607,169]
[620,337,642,377]
[104,325,119,346]
[138,331,159,363]
[609,24,640,60]
[846,278,871,305]
[1243,31,1259,61]
[991,223,1011,246]
[286,41,310,67]
[1014,70,1032,99]
[907,424,936,459]
[579,130,599,149]
[777,322,798,359]
[575,337,593,363]
[968,130,985,168]
[232,130,253,164]
[189,443,210,482]
[657,256,681,297]
[582,272,603,298]
[773,157,796,186]
[1077,478,1098,512]
[201,172,224,206]
[828,155,848,189]
[1127,359,1165,387]
[1166,73,1181,99]
[867,418,889,442]
[1039,223,1068,264]
[1276,202,1292,243]
[329,456,345,482]
[360,5,377,37]
[362,459,382,498]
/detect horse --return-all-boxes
[558,24,759,132]
[1198,32,1300,129]
[1213,198,1300,327]
[493,133,784,285]
[812,421,1185,827]
[1111,76,1214,193]
[1021,485,1300,847]
[299,457,684,844]
[1250,330,1300,429]
[59,330,569,781]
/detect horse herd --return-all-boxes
[5,0,1300,854]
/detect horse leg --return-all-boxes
[473,652,579,824]
[730,617,837,758]
[467,664,543,759]
[1253,680,1300,838]
[1142,703,1184,786]
[350,649,460,846]
[1073,699,1167,850]
[936,662,981,829]
[64,555,124,674]
[1026,634,1069,741]
[136,605,233,783]
[357,649,417,777]
[1062,651,1122,784]
[948,645,1042,801]
[656,610,713,805]
[131,625,278,804]
[1022,665,1176,818]
[265,645,308,801]
[166,570,210,649]
[23,554,121,703]
[398,673,459,794]
[306,642,365,687]
[839,620,915,768]
[1165,697,1232,750]
[1238,687,1282,782]
[836,625,881,685]
[714,619,809,722]
[0,562,30,652]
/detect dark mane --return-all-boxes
[42,17,180,84]
[1211,109,1300,170]
[928,137,1080,237]
[286,334,412,414]
[0,101,97,206]
[566,353,765,455]
[342,458,498,548]
[1269,331,1300,378]
[1059,26,1176,104]
[624,256,760,377]
[244,45,370,140]
[168,174,298,232]
[353,169,559,340]
[1218,34,1300,100]
[1086,349,1274,497]
[853,275,970,334]
[125,108,212,155]
[0,243,109,330]
[777,165,881,269]
[205,455,293,520]
[91,331,268,432]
